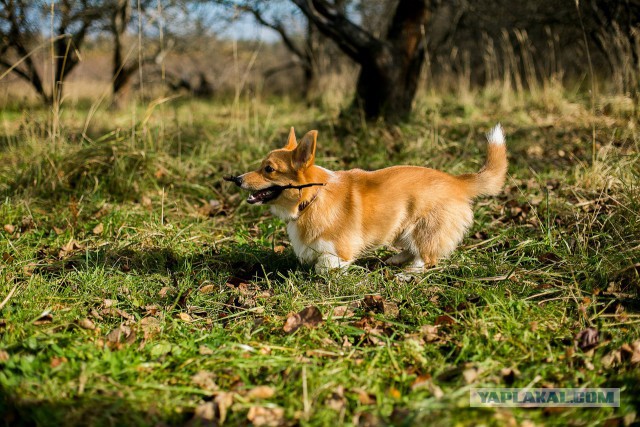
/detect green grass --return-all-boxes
[0,91,639,426]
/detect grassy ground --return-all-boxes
[0,89,639,426]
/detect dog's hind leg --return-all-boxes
[411,203,474,270]
[385,250,413,266]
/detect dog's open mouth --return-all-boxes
[247,186,284,204]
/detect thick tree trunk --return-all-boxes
[302,18,323,103]
[111,0,134,106]
[351,46,426,120]
[293,0,432,122]
[350,1,429,121]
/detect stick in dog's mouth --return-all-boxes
[223,176,326,205]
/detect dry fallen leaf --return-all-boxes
[620,340,640,365]
[247,406,285,427]
[273,245,286,254]
[58,239,84,259]
[631,341,640,365]
[214,392,234,424]
[363,295,385,312]
[199,284,216,294]
[0,350,9,362]
[601,349,622,368]
[140,317,161,338]
[141,196,152,209]
[462,367,479,384]
[199,345,214,355]
[92,223,104,235]
[331,305,355,318]
[115,308,135,321]
[179,312,192,322]
[354,388,376,405]
[191,371,218,392]
[419,325,440,342]
[283,306,322,333]
[326,385,346,411]
[576,327,599,351]
[50,356,67,368]
[246,385,275,400]
[192,401,215,422]
[435,315,456,326]
[106,324,136,347]
[3,224,15,234]
[78,318,96,330]
[144,305,160,316]
[158,286,173,297]
[20,215,34,231]
[199,199,223,217]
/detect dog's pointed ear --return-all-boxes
[292,130,317,170]
[283,127,297,150]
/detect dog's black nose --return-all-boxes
[223,175,243,187]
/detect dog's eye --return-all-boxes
[264,165,275,173]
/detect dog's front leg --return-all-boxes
[315,253,351,274]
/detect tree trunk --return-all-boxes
[302,18,318,103]
[350,47,425,120]
[111,0,134,106]
[350,1,429,121]
[293,0,432,122]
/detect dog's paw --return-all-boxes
[404,259,426,273]
[394,272,416,283]
[315,254,352,274]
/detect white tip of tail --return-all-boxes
[486,123,505,145]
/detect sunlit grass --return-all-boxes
[0,91,639,426]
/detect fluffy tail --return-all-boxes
[459,124,508,197]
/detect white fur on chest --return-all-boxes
[287,222,328,263]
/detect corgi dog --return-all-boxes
[225,125,507,273]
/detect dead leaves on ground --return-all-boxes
[105,324,137,348]
[197,199,226,217]
[58,238,84,259]
[2,216,35,238]
[282,295,404,342]
[246,406,285,427]
[191,385,282,426]
[575,327,599,351]
[191,392,234,425]
[92,222,104,235]
[218,277,272,322]
[77,318,96,330]
[601,340,640,369]
[283,306,323,333]
[191,371,219,393]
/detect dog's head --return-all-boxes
[225,128,318,206]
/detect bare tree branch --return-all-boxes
[291,0,380,63]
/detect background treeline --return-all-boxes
[1,0,638,121]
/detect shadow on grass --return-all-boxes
[0,392,192,427]
[34,241,302,284]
